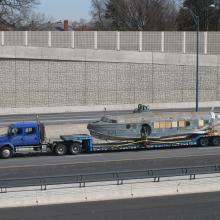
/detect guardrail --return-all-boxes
[1,165,220,193]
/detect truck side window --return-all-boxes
[25,128,36,135]
[11,128,23,135]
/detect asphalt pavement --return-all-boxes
[0,108,220,181]
[1,146,220,179]
[0,110,131,127]
[1,192,220,220]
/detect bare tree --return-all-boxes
[0,0,39,29]
[91,0,109,30]
[176,0,220,31]
[91,0,178,31]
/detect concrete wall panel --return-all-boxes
[0,58,219,108]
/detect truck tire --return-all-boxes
[69,142,81,155]
[198,137,209,147]
[211,137,220,146]
[0,146,13,159]
[54,143,67,156]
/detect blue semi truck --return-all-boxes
[0,121,220,159]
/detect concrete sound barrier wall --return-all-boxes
[0,46,219,113]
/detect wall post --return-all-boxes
[139,31,143,52]
[94,31,98,49]
[183,32,186,54]
[71,31,75,49]
[161,32,164,52]
[1,31,4,46]
[204,32,208,55]
[48,31,52,47]
[25,31,28,46]
[117,31,120,51]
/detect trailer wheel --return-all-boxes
[54,143,67,156]
[211,137,220,146]
[69,143,81,155]
[0,146,13,159]
[198,138,209,147]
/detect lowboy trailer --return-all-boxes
[0,121,220,159]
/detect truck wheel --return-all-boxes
[69,143,81,155]
[0,146,12,159]
[198,138,209,147]
[211,137,220,146]
[54,143,67,156]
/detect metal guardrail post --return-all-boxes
[78,175,85,188]
[215,165,220,171]
[115,172,123,185]
[117,179,123,185]
[1,187,7,193]
[79,182,85,188]
[40,178,47,190]
[154,177,160,182]
[190,174,196,180]
[147,170,154,177]
[182,168,188,175]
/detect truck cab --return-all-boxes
[0,122,45,159]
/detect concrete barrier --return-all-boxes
[0,174,220,208]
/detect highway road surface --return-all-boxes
[0,107,219,126]
[0,108,220,181]
[1,146,220,179]
[0,110,130,127]
[1,192,220,220]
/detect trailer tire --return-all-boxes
[0,146,13,159]
[69,142,81,155]
[54,143,67,156]
[211,137,220,146]
[198,137,209,147]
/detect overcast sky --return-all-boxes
[37,0,92,21]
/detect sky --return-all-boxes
[37,0,92,22]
